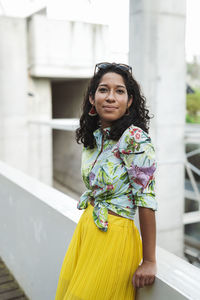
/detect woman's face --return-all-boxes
[89,72,133,128]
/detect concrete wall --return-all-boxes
[27,14,109,78]
[52,79,89,195]
[0,160,82,300]
[0,17,28,173]
[129,0,186,256]
[27,77,52,185]
[1,161,200,300]
[0,16,52,185]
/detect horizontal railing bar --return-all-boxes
[186,148,200,158]
[28,118,79,131]
[185,190,200,202]
[183,211,200,224]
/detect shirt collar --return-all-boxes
[93,127,111,148]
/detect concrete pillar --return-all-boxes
[27,77,52,185]
[129,0,186,256]
[0,17,28,172]
[0,16,52,185]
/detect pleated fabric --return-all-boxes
[55,203,142,300]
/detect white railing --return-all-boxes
[184,133,200,225]
[0,160,200,300]
[28,118,79,131]
[0,160,82,300]
[184,125,200,267]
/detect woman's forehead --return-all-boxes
[98,72,125,86]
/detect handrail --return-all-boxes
[1,161,200,299]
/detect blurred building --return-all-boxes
[1,1,200,299]
[0,0,200,271]
[0,9,111,191]
[0,0,130,193]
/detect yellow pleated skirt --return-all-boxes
[55,203,142,300]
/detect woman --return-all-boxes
[55,62,157,300]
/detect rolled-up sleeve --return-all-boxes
[118,126,157,211]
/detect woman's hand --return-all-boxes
[132,260,156,288]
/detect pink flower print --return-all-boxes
[113,149,120,159]
[106,184,114,191]
[129,163,156,189]
[135,132,141,141]
[130,128,137,135]
[121,149,132,154]
[100,219,108,226]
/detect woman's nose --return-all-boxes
[106,90,116,102]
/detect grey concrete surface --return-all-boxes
[1,161,200,300]
[0,160,82,300]
[129,0,186,256]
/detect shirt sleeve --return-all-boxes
[117,126,157,211]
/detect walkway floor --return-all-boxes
[0,257,28,300]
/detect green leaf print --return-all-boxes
[99,167,112,185]
[120,172,128,181]
[107,161,115,175]
[79,125,157,231]
[114,165,119,173]
[136,196,147,207]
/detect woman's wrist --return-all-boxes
[143,256,156,263]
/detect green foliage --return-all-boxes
[187,56,200,79]
[187,92,200,115]
[186,113,193,123]
[186,89,200,123]
[186,113,200,123]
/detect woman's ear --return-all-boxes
[89,95,95,105]
[127,96,133,108]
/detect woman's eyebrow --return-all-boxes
[98,83,126,88]
[116,85,126,88]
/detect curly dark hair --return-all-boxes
[76,64,152,148]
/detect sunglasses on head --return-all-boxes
[94,62,132,75]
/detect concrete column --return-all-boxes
[27,77,52,185]
[0,16,52,185]
[0,17,28,172]
[129,0,186,256]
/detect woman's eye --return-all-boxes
[117,89,125,94]
[99,88,107,93]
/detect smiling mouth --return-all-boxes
[103,106,118,110]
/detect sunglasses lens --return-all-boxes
[95,62,132,74]
[117,65,129,72]
[96,63,111,70]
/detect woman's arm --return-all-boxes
[132,207,157,288]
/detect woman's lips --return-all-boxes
[103,106,118,111]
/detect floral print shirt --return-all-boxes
[77,124,157,232]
